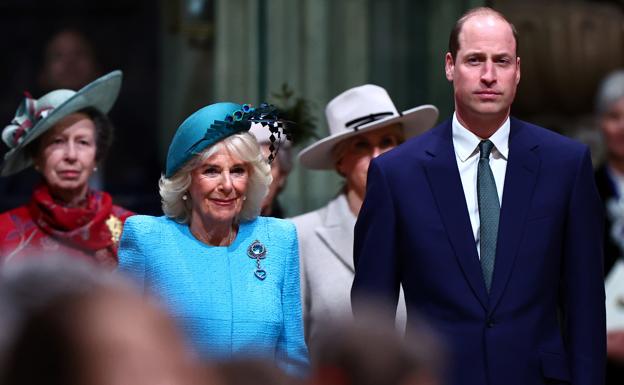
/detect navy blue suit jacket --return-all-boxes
[352,118,606,385]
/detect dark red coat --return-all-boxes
[0,185,134,268]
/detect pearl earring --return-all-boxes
[182,194,188,201]
[93,166,98,172]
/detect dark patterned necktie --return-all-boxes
[478,140,500,292]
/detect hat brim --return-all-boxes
[1,70,123,176]
[298,104,438,170]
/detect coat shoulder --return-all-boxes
[124,214,166,229]
[121,215,174,242]
[255,216,297,240]
[512,118,588,154]
[118,216,185,271]
[289,205,326,236]
[374,119,449,171]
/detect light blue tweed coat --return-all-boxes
[118,215,309,374]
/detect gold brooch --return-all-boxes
[105,215,123,244]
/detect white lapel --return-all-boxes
[314,195,356,272]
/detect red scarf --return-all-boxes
[28,184,119,255]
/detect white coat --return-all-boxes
[290,194,406,350]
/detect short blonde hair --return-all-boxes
[159,132,272,223]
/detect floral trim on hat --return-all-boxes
[2,92,55,149]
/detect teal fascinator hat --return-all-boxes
[165,102,286,178]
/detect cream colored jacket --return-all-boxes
[290,194,407,350]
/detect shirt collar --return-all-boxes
[452,112,510,162]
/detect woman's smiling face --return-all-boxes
[188,145,250,225]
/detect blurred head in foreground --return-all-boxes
[308,306,443,385]
[0,257,207,385]
[213,358,299,385]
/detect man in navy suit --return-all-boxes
[351,7,605,385]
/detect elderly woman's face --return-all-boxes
[602,97,624,161]
[188,145,250,225]
[34,112,97,198]
[336,125,403,198]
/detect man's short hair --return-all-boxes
[448,7,520,61]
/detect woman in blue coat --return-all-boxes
[118,102,308,374]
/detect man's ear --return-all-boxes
[515,56,521,85]
[445,52,455,82]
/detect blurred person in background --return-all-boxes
[291,84,438,349]
[38,28,101,93]
[0,71,133,267]
[38,27,162,214]
[118,102,309,375]
[0,28,103,212]
[0,257,207,385]
[0,27,162,215]
[594,69,624,384]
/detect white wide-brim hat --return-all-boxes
[1,70,122,176]
[298,84,438,169]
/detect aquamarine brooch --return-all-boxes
[247,240,267,280]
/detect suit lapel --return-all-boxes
[315,196,356,272]
[489,119,539,311]
[424,121,488,310]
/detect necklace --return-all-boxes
[191,224,237,246]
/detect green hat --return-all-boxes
[165,102,285,178]
[1,70,122,176]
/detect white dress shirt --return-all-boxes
[452,113,509,257]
